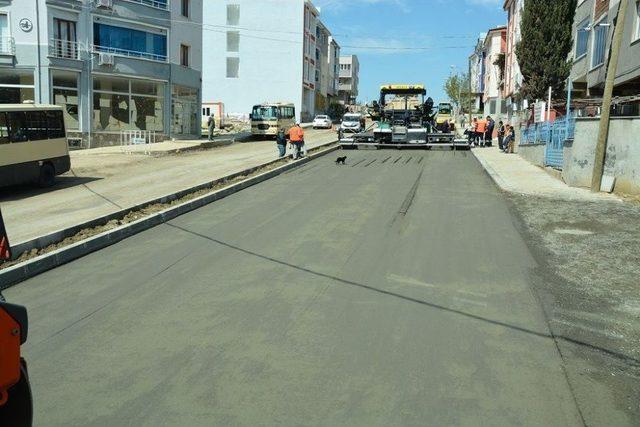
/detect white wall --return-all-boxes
[202,0,305,121]
[171,0,202,72]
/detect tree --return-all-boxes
[516,0,577,101]
[327,103,346,120]
[444,73,471,112]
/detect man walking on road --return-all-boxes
[288,123,305,160]
[207,114,216,141]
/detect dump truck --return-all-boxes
[339,85,468,150]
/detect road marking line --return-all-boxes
[453,296,488,308]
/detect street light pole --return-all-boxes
[591,0,629,192]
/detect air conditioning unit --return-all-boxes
[98,53,115,66]
[95,0,113,8]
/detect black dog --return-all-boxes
[335,156,347,165]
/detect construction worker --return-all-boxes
[288,123,305,160]
[207,114,216,141]
[476,117,487,147]
[276,128,287,158]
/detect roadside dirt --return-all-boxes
[508,193,640,425]
[0,144,336,272]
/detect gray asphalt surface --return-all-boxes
[7,149,588,426]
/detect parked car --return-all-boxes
[312,115,332,129]
[339,113,365,133]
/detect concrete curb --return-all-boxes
[0,143,339,290]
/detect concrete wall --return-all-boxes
[202,0,305,121]
[563,117,640,194]
[517,143,546,167]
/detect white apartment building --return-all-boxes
[202,0,336,122]
[0,0,203,147]
[503,0,525,122]
[338,55,359,104]
[483,26,507,118]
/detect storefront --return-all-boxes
[171,84,199,137]
[0,69,35,104]
[92,75,164,132]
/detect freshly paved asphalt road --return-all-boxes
[6,149,585,426]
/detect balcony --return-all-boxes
[120,0,169,10]
[0,37,15,55]
[49,39,83,60]
[91,44,167,62]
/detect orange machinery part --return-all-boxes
[0,308,21,406]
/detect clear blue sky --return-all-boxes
[315,0,506,104]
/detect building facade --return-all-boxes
[327,36,340,105]
[569,0,640,113]
[202,0,333,123]
[469,34,486,113]
[0,0,203,147]
[338,54,359,105]
[503,0,525,122]
[482,26,507,117]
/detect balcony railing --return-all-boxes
[0,37,16,55]
[122,0,170,10]
[49,39,82,60]
[91,44,167,62]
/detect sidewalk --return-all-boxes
[0,129,337,245]
[472,146,620,202]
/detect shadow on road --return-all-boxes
[165,222,640,369]
[0,176,103,202]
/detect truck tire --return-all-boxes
[37,163,55,188]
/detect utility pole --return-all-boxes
[591,0,629,192]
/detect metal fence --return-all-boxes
[520,116,575,168]
[120,130,158,154]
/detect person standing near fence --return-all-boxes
[497,121,505,150]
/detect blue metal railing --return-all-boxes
[519,115,575,168]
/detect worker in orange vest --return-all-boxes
[476,118,488,147]
[288,123,305,159]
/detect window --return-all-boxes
[26,111,48,141]
[0,69,35,104]
[591,19,608,68]
[635,1,640,41]
[180,44,190,67]
[227,4,240,26]
[181,0,190,18]
[52,70,79,130]
[93,23,167,61]
[0,14,10,55]
[227,31,240,52]
[46,110,66,139]
[226,57,239,78]
[92,76,164,132]
[0,113,8,144]
[575,18,589,59]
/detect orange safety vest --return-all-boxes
[476,120,487,133]
[289,126,304,142]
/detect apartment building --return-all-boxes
[482,26,507,117]
[469,34,486,113]
[570,0,640,113]
[503,0,525,121]
[327,36,340,105]
[0,0,203,147]
[338,54,359,105]
[202,0,332,122]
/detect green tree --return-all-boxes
[444,73,471,112]
[516,0,577,101]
